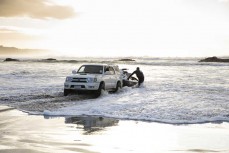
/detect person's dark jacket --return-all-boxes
[128,69,144,85]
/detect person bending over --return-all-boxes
[128,67,144,87]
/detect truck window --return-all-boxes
[109,67,115,75]
[78,65,103,74]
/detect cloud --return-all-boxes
[0,28,16,33]
[0,0,75,19]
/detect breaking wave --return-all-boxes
[1,57,229,67]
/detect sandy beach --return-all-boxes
[0,106,229,153]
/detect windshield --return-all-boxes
[77,65,103,74]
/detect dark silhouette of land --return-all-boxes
[118,58,135,61]
[4,58,20,62]
[0,45,46,56]
[199,56,229,63]
[42,58,57,61]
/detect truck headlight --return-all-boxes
[87,78,97,83]
[65,77,73,82]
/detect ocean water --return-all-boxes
[0,57,229,124]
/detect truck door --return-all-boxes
[108,66,116,88]
[103,66,112,89]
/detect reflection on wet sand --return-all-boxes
[65,116,119,134]
[1,106,229,153]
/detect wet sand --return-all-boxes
[1,106,229,153]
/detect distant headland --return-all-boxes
[0,45,46,56]
[199,56,229,63]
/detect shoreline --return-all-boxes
[17,105,229,125]
[1,106,229,153]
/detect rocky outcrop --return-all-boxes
[199,56,229,63]
[4,58,20,62]
[42,58,57,61]
[118,58,135,61]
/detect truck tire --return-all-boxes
[64,89,71,96]
[95,82,105,97]
[113,81,121,93]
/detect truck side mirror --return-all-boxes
[72,70,77,74]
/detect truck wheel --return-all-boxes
[64,89,71,96]
[95,82,105,97]
[113,81,121,93]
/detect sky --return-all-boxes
[0,0,229,57]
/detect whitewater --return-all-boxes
[0,57,229,124]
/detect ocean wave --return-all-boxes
[1,57,229,125]
[0,91,98,113]
[42,109,229,125]
[37,87,229,125]
[1,58,229,67]
[10,70,31,75]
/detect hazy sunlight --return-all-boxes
[1,0,229,57]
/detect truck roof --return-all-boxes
[81,63,109,66]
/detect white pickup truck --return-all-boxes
[64,64,123,97]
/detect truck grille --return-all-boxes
[71,78,87,82]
